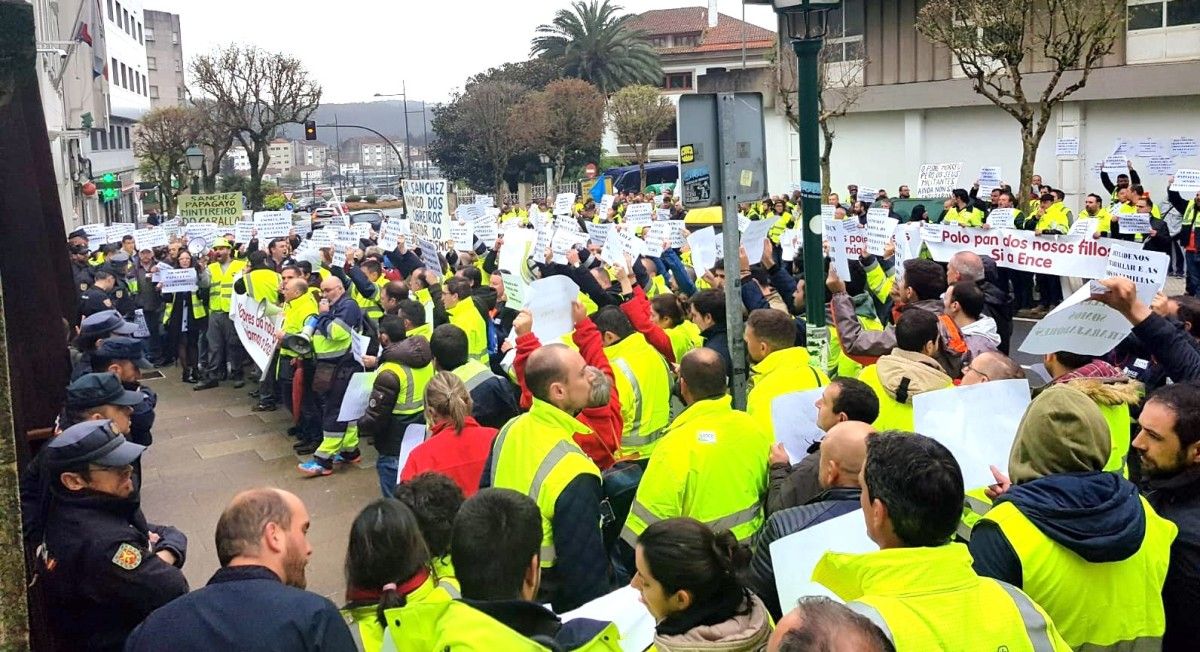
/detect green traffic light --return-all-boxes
[102,173,115,183]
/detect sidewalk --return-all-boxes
[137,371,379,604]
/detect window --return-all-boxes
[120,63,127,89]
[123,9,130,33]
[824,0,864,62]
[147,56,156,70]
[91,130,99,150]
[647,35,668,48]
[145,27,154,41]
[178,87,187,100]
[172,31,178,44]
[124,127,131,148]
[675,33,700,47]
[99,129,107,149]
[138,22,143,44]
[110,57,117,80]
[1127,0,1200,62]
[106,0,113,20]
[150,85,159,99]
[663,72,693,90]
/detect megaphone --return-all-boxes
[282,322,317,357]
[187,236,211,257]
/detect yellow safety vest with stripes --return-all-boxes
[488,399,601,569]
[207,259,247,313]
[244,268,281,305]
[382,599,621,651]
[981,497,1176,651]
[814,544,1072,651]
[161,292,207,324]
[451,359,497,393]
[448,299,489,365]
[345,573,458,652]
[352,275,388,322]
[664,321,704,365]
[621,395,770,546]
[312,314,355,361]
[603,332,672,459]
[944,205,985,227]
[406,322,433,342]
[280,292,320,358]
[377,360,433,416]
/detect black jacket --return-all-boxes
[125,565,356,652]
[1131,313,1200,383]
[746,487,862,619]
[978,258,1014,354]
[1145,465,1200,651]
[358,337,433,455]
[39,488,188,652]
[701,324,733,385]
[466,372,520,430]
[766,450,824,517]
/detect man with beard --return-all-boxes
[1134,382,1200,650]
[125,488,355,651]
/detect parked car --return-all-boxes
[348,209,384,232]
[377,194,399,202]
[311,207,342,229]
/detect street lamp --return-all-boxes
[538,153,553,199]
[185,145,205,195]
[746,0,839,369]
[375,85,412,179]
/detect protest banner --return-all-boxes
[1118,213,1152,235]
[597,194,615,218]
[553,192,576,217]
[133,227,168,251]
[402,179,450,240]
[915,162,962,197]
[865,210,898,257]
[160,267,198,293]
[1106,242,1168,303]
[106,222,134,244]
[554,214,582,234]
[254,211,292,239]
[978,166,1002,193]
[856,185,878,203]
[986,208,1016,230]
[448,220,474,251]
[231,294,284,381]
[415,237,441,272]
[184,221,219,242]
[913,380,1031,491]
[1019,284,1133,356]
[771,512,875,608]
[1171,137,1199,158]
[1102,155,1128,175]
[742,216,780,264]
[1112,139,1131,156]
[1171,169,1200,194]
[644,222,671,249]
[919,224,1122,278]
[232,221,253,244]
[1055,138,1079,157]
[1135,138,1160,158]
[177,192,244,224]
[624,203,653,227]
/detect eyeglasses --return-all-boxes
[963,362,989,382]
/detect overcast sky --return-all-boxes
[147,0,777,105]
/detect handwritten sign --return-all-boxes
[986,208,1016,230]
[1068,217,1098,238]
[865,210,899,257]
[133,227,168,251]
[1148,156,1176,176]
[585,221,611,247]
[856,186,878,204]
[916,162,963,197]
[177,192,244,224]
[402,179,450,241]
[1056,138,1079,158]
[160,267,198,294]
[254,211,292,239]
[234,221,255,244]
[1106,242,1168,303]
[597,194,615,218]
[1170,137,1198,158]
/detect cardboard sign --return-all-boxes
[986,208,1016,230]
[916,162,963,197]
[177,192,244,224]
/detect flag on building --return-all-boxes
[76,0,107,79]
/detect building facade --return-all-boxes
[265,138,297,174]
[360,140,402,169]
[812,0,1200,211]
[604,5,799,190]
[143,9,185,108]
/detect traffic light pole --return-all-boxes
[792,36,829,372]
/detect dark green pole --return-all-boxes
[792,36,829,371]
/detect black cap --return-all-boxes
[94,337,154,370]
[69,228,89,240]
[45,420,145,471]
[79,310,138,338]
[66,372,145,409]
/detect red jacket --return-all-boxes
[514,317,623,470]
[621,286,676,363]
[400,417,497,497]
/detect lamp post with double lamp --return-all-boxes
[373,85,415,178]
[538,153,553,198]
[185,145,205,196]
[745,0,840,368]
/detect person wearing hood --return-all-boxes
[1133,382,1200,651]
[634,518,772,651]
[812,432,1071,651]
[857,309,953,432]
[358,315,434,496]
[1043,349,1143,475]
[970,385,1177,651]
[944,281,1000,364]
[746,309,830,441]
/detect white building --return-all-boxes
[809,0,1200,212]
[605,6,797,189]
[339,162,361,175]
[301,142,327,168]
[265,138,296,174]
[360,140,402,169]
[227,146,251,173]
[33,0,151,228]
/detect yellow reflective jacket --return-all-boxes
[747,347,828,439]
[604,332,673,459]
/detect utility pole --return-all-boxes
[402,81,412,182]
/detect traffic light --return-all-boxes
[304,120,317,141]
[95,172,120,202]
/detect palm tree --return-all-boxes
[531,0,662,95]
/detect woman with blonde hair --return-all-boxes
[399,371,498,497]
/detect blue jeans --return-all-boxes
[376,455,398,497]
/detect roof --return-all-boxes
[628,7,777,54]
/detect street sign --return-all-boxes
[677,93,767,208]
[585,162,598,180]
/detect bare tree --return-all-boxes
[775,42,867,199]
[608,84,674,191]
[509,78,607,183]
[458,80,527,196]
[189,97,237,194]
[134,106,201,216]
[190,46,321,209]
[919,0,1124,194]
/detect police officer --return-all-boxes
[71,310,139,381]
[35,420,189,651]
[91,337,158,448]
[79,269,119,318]
[104,252,138,317]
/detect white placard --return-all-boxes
[585,221,611,247]
[978,166,1002,193]
[1102,155,1128,175]
[1135,139,1160,158]
[81,224,108,248]
[597,194,615,218]
[669,221,686,249]
[254,211,292,239]
[231,294,284,382]
[309,229,334,250]
[160,267,198,293]
[770,389,824,463]
[737,214,750,233]
[337,371,377,422]
[551,230,588,264]
[293,218,311,238]
[821,204,835,219]
[623,203,653,227]
[525,275,580,344]
[473,211,499,246]
[473,194,494,207]
[184,221,218,242]
[1055,138,1079,158]
[771,512,874,610]
[916,162,963,197]
[1118,213,1152,235]
[1148,157,1176,176]
[687,227,718,279]
[133,227,168,251]
[350,329,371,366]
[655,209,672,222]
[554,214,582,234]
[402,179,450,241]
[1068,217,1098,238]
[415,237,441,272]
[1112,139,1131,156]
[234,222,255,244]
[780,228,802,262]
[856,186,878,204]
[534,227,553,261]
[986,208,1016,230]
[865,210,899,257]
[132,309,151,338]
[351,222,373,240]
[330,250,346,268]
[913,379,1031,491]
[615,226,647,261]
[333,226,359,250]
[448,221,474,251]
[742,216,781,265]
[1018,284,1133,356]
[644,222,671,250]
[395,424,431,483]
[377,220,399,252]
[107,222,134,244]
[920,223,944,243]
[823,217,851,280]
[1171,169,1200,194]
[1170,137,1198,159]
[1106,242,1168,304]
[553,192,576,217]
[560,586,654,652]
